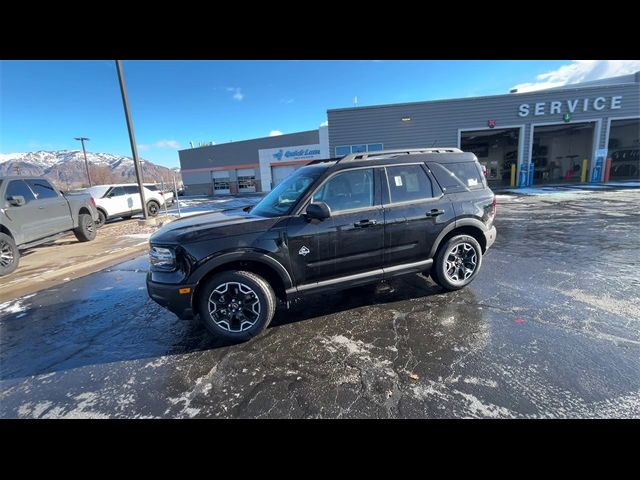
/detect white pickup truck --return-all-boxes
[80,183,166,227]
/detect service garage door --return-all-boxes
[272,165,301,188]
[212,171,231,195]
[608,118,639,180]
[461,128,520,187]
[237,168,256,193]
[531,122,595,184]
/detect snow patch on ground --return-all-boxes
[454,390,516,418]
[0,294,34,315]
[124,233,152,239]
[560,288,640,320]
[463,377,498,388]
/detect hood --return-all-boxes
[150,209,279,244]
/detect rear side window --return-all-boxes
[109,186,127,197]
[439,162,484,190]
[123,185,140,194]
[385,165,433,203]
[6,180,36,203]
[26,179,58,199]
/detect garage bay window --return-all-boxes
[214,178,230,190]
[335,143,384,157]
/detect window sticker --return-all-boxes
[394,176,403,187]
[468,178,478,186]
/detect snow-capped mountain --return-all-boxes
[0,150,178,189]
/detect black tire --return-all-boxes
[74,213,97,242]
[147,200,160,217]
[197,270,276,343]
[0,232,20,277]
[430,234,482,291]
[96,209,107,228]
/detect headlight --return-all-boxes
[149,246,177,271]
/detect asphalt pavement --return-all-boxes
[1,189,639,418]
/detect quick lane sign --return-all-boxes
[518,96,622,117]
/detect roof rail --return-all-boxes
[338,147,463,163]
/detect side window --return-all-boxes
[26,179,58,199]
[6,180,36,204]
[108,187,126,197]
[442,162,484,190]
[385,165,433,204]
[313,168,374,213]
[123,185,140,194]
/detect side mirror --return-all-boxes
[8,195,26,207]
[305,202,331,220]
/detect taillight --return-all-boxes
[481,165,487,177]
[492,195,497,216]
[90,196,97,208]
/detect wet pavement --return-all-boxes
[1,189,639,418]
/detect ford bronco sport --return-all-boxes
[147,148,497,342]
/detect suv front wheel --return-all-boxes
[197,270,276,342]
[430,234,483,291]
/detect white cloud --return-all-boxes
[138,139,181,151]
[320,121,329,127]
[269,130,283,137]
[227,87,244,101]
[511,60,640,93]
[280,98,294,104]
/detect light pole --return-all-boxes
[115,60,148,220]
[74,137,92,187]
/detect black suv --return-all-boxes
[147,148,497,342]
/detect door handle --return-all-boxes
[426,209,445,217]
[38,206,45,210]
[354,219,377,228]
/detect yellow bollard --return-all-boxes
[580,159,588,183]
[510,163,516,187]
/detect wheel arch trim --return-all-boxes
[429,218,488,258]
[189,250,293,291]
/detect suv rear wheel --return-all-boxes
[147,200,160,217]
[431,234,482,291]
[96,210,107,228]
[0,233,19,276]
[197,270,276,342]
[74,213,97,242]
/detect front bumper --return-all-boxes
[146,273,196,319]
[484,225,497,251]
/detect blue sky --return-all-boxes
[2,60,637,168]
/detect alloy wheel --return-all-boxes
[207,282,261,332]
[444,242,477,283]
[0,240,15,268]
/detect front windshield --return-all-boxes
[250,166,325,218]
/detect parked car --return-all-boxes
[146,148,497,342]
[144,183,175,206]
[0,176,98,276]
[79,183,166,227]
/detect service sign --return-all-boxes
[518,96,623,117]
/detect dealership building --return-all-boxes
[179,72,639,194]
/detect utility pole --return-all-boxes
[115,60,147,219]
[74,137,92,187]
